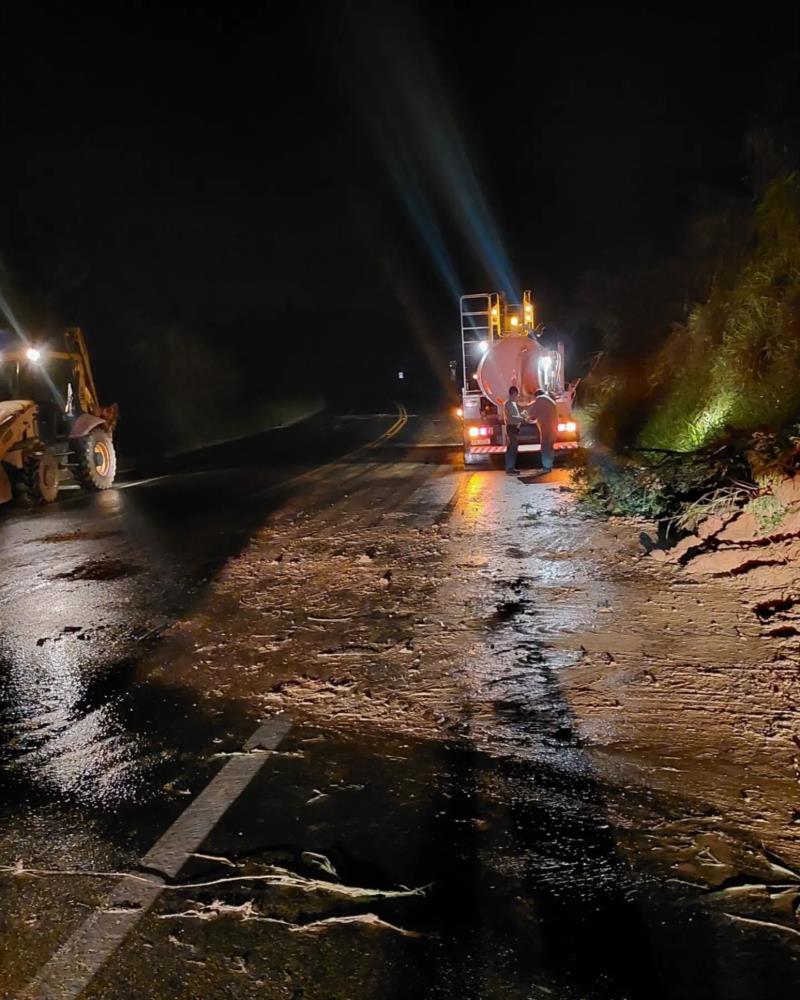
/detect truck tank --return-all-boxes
[475,336,548,406]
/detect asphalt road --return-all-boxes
[2,412,799,1000]
[0,410,425,812]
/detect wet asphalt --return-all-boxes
[2,414,799,999]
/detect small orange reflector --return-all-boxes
[456,407,463,417]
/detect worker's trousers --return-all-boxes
[505,426,519,472]
[540,434,555,471]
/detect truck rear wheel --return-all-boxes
[74,429,117,490]
[22,452,59,504]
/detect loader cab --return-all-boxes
[0,349,78,439]
[0,359,18,402]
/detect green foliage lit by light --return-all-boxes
[636,174,800,452]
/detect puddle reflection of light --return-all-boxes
[464,473,490,524]
[95,488,124,514]
[7,639,145,804]
[23,640,85,721]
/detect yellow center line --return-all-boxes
[253,403,408,497]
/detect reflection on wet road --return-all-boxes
[0,412,413,810]
[2,416,799,999]
[1,469,286,809]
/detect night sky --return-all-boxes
[1,4,798,430]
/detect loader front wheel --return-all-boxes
[74,429,117,491]
[22,452,59,504]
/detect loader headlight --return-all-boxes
[26,348,41,363]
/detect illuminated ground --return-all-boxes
[1,415,799,999]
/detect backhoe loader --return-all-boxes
[0,328,118,505]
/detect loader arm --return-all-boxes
[64,327,101,416]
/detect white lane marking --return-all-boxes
[22,716,292,1000]
[115,474,172,490]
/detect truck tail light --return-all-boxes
[558,421,577,433]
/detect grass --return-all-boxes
[572,175,800,520]
[636,175,800,452]
[577,175,800,458]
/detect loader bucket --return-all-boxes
[0,400,37,505]
[0,465,11,504]
[0,400,37,462]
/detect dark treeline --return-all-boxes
[568,67,800,451]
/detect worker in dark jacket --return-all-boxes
[529,389,558,472]
[503,386,524,475]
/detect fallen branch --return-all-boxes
[723,913,800,940]
[157,902,422,937]
[0,860,429,902]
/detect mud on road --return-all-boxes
[3,437,800,998]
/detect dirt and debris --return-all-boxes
[7,453,800,998]
[53,558,142,581]
[36,529,122,544]
[143,464,800,901]
[649,473,800,641]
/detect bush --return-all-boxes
[578,175,800,454]
[570,447,733,520]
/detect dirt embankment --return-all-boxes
[651,475,800,633]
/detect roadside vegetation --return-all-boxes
[572,166,800,527]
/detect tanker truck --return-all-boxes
[458,290,578,465]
